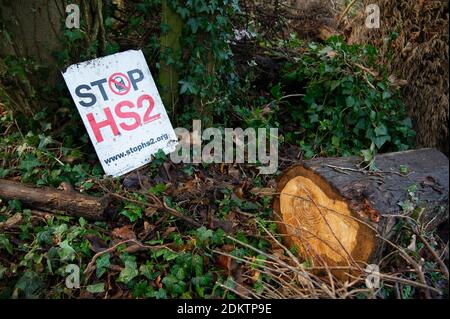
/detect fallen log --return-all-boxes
[273,148,449,269]
[0,179,111,221]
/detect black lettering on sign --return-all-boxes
[75,84,96,107]
[74,69,146,107]
[127,69,144,90]
[90,78,109,101]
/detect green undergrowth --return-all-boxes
[1,0,444,300]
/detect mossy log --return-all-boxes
[274,148,449,268]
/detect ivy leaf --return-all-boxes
[192,254,204,276]
[330,80,341,91]
[172,265,186,281]
[118,254,138,284]
[361,148,374,164]
[0,234,13,254]
[81,181,94,191]
[345,96,355,107]
[179,80,198,95]
[139,261,154,280]
[148,183,166,196]
[38,135,54,149]
[19,154,41,172]
[63,29,84,42]
[186,18,199,33]
[154,248,178,261]
[58,240,76,262]
[96,253,110,278]
[399,165,409,175]
[240,200,259,211]
[86,283,105,294]
[399,199,415,213]
[119,204,142,223]
[0,264,6,280]
[176,7,190,19]
[373,135,391,149]
[162,274,180,292]
[196,226,213,243]
[373,124,390,148]
[270,84,282,99]
[402,117,413,128]
[154,288,167,299]
[374,124,388,136]
[331,135,340,148]
[15,271,44,298]
[0,168,10,178]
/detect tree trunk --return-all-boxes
[0,0,106,117]
[273,148,449,269]
[348,0,449,155]
[159,0,182,118]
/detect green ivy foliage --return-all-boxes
[163,0,241,126]
[277,36,416,160]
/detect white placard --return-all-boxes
[62,50,178,177]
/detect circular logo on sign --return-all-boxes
[108,72,131,95]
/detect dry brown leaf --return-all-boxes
[228,167,240,180]
[85,234,108,253]
[326,50,337,58]
[261,104,272,115]
[172,179,199,197]
[144,206,158,217]
[112,225,136,240]
[216,254,232,272]
[388,74,408,87]
[216,244,235,272]
[0,213,23,229]
[234,186,244,199]
[251,270,261,282]
[162,226,177,238]
[155,275,163,289]
[144,221,152,232]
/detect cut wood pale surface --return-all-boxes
[273,149,449,269]
[0,179,111,220]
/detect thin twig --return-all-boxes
[413,230,449,280]
[84,239,169,275]
[338,0,358,26]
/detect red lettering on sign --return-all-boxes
[86,108,119,143]
[115,100,141,131]
[86,94,160,143]
[137,94,161,123]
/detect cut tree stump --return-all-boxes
[0,179,111,221]
[273,148,449,269]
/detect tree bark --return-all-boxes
[273,148,449,269]
[0,179,111,220]
[159,0,182,118]
[0,0,106,117]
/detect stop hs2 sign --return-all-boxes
[62,50,178,177]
